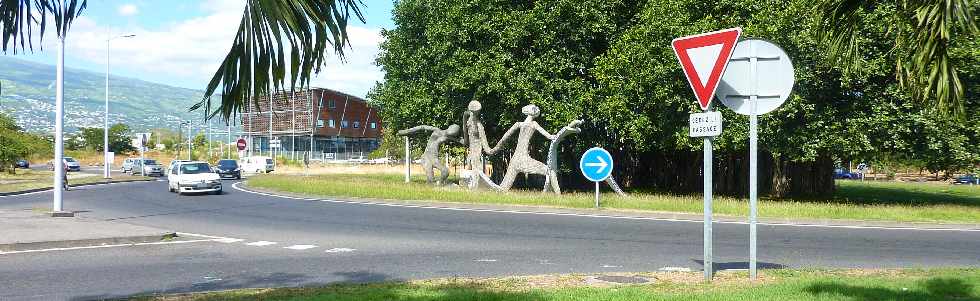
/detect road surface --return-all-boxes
[0,179,977,300]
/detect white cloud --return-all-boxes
[54,1,383,98]
[118,4,139,16]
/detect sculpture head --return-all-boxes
[467,100,482,112]
[521,104,540,118]
[446,124,461,136]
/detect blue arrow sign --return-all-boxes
[580,147,613,182]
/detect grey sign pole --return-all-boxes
[595,182,600,208]
[749,108,758,279]
[703,134,713,281]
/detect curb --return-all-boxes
[0,232,177,253]
[0,178,156,197]
[236,183,980,232]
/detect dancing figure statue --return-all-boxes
[543,119,583,194]
[490,104,578,192]
[460,100,495,189]
[397,124,460,185]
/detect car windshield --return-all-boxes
[143,160,157,165]
[64,157,76,162]
[218,160,238,167]
[180,163,212,174]
[265,159,274,164]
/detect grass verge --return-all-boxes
[0,169,150,193]
[245,174,980,224]
[129,268,980,301]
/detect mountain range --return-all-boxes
[0,56,208,133]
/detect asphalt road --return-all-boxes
[1,179,978,300]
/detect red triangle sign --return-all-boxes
[672,28,741,110]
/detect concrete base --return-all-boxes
[50,211,75,217]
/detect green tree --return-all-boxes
[0,112,49,173]
[812,0,978,116]
[0,0,366,122]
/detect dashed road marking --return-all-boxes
[601,264,622,268]
[0,239,215,255]
[324,248,356,253]
[214,238,245,243]
[284,244,317,250]
[245,241,278,246]
[659,267,692,272]
[474,259,498,262]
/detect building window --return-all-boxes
[328,98,336,108]
[328,120,335,128]
[316,120,324,128]
[370,122,377,129]
[353,121,360,129]
[341,120,348,128]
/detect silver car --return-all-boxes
[133,159,164,176]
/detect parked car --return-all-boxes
[214,159,241,180]
[15,159,29,169]
[241,156,275,174]
[953,174,979,185]
[133,159,164,176]
[834,168,861,179]
[121,158,138,173]
[48,157,81,171]
[167,161,222,195]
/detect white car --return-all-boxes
[241,156,275,174]
[167,161,222,195]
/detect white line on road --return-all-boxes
[284,245,318,250]
[324,248,356,253]
[0,239,215,255]
[245,241,278,246]
[232,182,980,233]
[473,259,498,262]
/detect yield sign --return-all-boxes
[672,28,741,110]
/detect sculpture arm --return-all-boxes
[478,124,493,155]
[533,122,557,140]
[397,125,438,136]
[489,123,519,155]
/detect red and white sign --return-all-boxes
[671,28,741,110]
[236,138,247,151]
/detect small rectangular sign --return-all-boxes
[689,111,723,137]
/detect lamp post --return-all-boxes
[104,33,135,179]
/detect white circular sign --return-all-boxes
[716,39,794,115]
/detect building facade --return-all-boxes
[240,87,382,160]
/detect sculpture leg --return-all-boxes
[437,159,450,185]
[498,166,518,191]
[423,160,435,184]
[548,170,561,194]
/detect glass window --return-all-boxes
[370,122,377,129]
[180,163,212,174]
[353,121,360,128]
[329,120,335,128]
[328,99,336,108]
[316,120,324,128]
[217,160,238,168]
[342,120,349,128]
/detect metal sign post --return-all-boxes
[716,39,795,280]
[672,27,741,282]
[580,147,613,208]
[404,136,411,183]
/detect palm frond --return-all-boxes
[813,0,977,117]
[196,0,366,124]
[0,0,87,53]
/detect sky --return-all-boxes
[11,0,394,98]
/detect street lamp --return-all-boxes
[104,33,135,179]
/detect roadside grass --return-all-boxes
[246,174,980,223]
[0,169,150,193]
[129,268,980,301]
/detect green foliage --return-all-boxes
[193,133,207,148]
[76,123,136,153]
[0,112,50,172]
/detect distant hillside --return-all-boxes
[0,56,206,133]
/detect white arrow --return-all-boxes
[585,156,608,174]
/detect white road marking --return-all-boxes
[0,239,214,255]
[245,241,277,246]
[284,244,317,250]
[601,264,622,268]
[659,267,692,272]
[232,182,980,233]
[324,248,356,253]
[214,238,245,243]
[0,180,150,198]
[474,259,497,262]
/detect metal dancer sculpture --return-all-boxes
[490,104,568,191]
[543,119,583,194]
[460,100,495,189]
[397,124,460,185]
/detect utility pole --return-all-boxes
[52,33,67,216]
[104,33,134,179]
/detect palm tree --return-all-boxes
[0,0,364,121]
[813,0,977,116]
